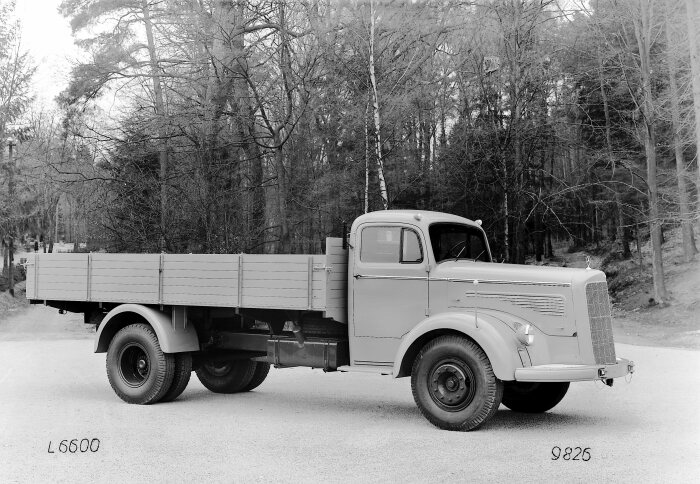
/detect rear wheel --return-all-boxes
[241,362,270,392]
[411,335,503,431]
[501,382,569,413]
[106,323,175,404]
[195,355,256,394]
[159,352,192,402]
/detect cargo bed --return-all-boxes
[26,238,348,323]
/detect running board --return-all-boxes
[337,365,393,376]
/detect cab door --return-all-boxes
[351,224,428,365]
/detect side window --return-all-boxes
[361,226,400,263]
[360,226,423,264]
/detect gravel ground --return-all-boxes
[0,307,698,483]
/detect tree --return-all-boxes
[630,0,668,303]
[61,0,172,250]
[0,0,34,295]
[664,0,697,261]
[685,0,700,233]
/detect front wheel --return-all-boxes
[411,335,503,431]
[501,382,569,413]
[106,323,175,404]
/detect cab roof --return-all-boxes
[352,210,481,231]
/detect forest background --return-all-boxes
[1,0,699,311]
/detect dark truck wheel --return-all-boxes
[106,323,175,404]
[195,355,257,393]
[159,352,193,403]
[411,335,503,431]
[241,362,270,392]
[501,382,569,413]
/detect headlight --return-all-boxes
[516,323,534,346]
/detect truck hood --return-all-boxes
[432,261,606,337]
[431,261,605,287]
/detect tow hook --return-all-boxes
[597,368,614,386]
[628,362,635,374]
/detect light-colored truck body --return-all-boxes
[26,243,347,322]
[26,210,633,431]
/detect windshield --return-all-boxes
[429,223,491,263]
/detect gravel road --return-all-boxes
[0,306,698,483]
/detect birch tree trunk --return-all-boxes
[369,0,389,210]
[665,2,697,260]
[364,98,370,214]
[634,0,668,304]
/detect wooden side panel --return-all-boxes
[162,254,238,307]
[32,250,336,312]
[240,254,326,310]
[311,261,326,310]
[35,253,89,301]
[90,254,160,304]
[25,254,36,299]
[323,237,348,323]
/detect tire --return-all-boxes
[106,323,175,405]
[411,335,503,431]
[159,352,193,403]
[241,362,270,392]
[195,355,257,394]
[501,382,569,413]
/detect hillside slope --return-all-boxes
[539,228,700,350]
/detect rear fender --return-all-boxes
[94,304,199,353]
[392,312,521,380]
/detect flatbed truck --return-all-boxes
[26,210,634,431]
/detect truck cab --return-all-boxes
[349,210,492,366]
[345,210,633,429]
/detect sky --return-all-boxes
[15,0,79,108]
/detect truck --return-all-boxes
[25,210,634,431]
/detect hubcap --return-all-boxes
[118,343,150,387]
[428,360,476,411]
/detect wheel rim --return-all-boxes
[204,361,232,377]
[428,359,476,411]
[118,343,150,387]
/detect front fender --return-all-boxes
[392,312,521,381]
[95,304,199,353]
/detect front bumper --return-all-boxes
[514,357,634,382]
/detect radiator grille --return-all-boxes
[586,281,617,365]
